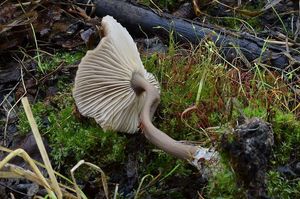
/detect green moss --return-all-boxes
[18,89,126,171]
[37,50,85,73]
[48,105,126,170]
[206,161,244,199]
[271,111,300,165]
[235,100,268,119]
[267,171,300,199]
[18,101,53,135]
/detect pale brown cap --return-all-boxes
[73,16,159,133]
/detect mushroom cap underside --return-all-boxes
[73,15,160,134]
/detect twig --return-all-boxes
[14,0,41,7]
[0,181,30,197]
[2,61,26,145]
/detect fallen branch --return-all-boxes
[76,0,300,70]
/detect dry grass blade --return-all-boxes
[0,171,21,178]
[21,97,62,199]
[113,184,119,199]
[2,163,50,188]
[0,147,80,197]
[0,145,78,188]
[70,160,109,199]
[0,163,78,199]
[0,149,54,197]
[134,174,154,199]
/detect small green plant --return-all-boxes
[267,171,300,199]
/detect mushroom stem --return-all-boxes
[131,73,199,161]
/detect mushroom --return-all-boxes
[73,16,216,169]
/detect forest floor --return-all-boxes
[0,0,300,198]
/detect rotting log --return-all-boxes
[76,0,300,70]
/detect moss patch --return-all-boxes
[18,87,126,172]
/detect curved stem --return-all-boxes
[131,73,199,161]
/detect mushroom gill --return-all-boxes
[73,16,159,134]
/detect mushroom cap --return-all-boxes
[73,16,160,134]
